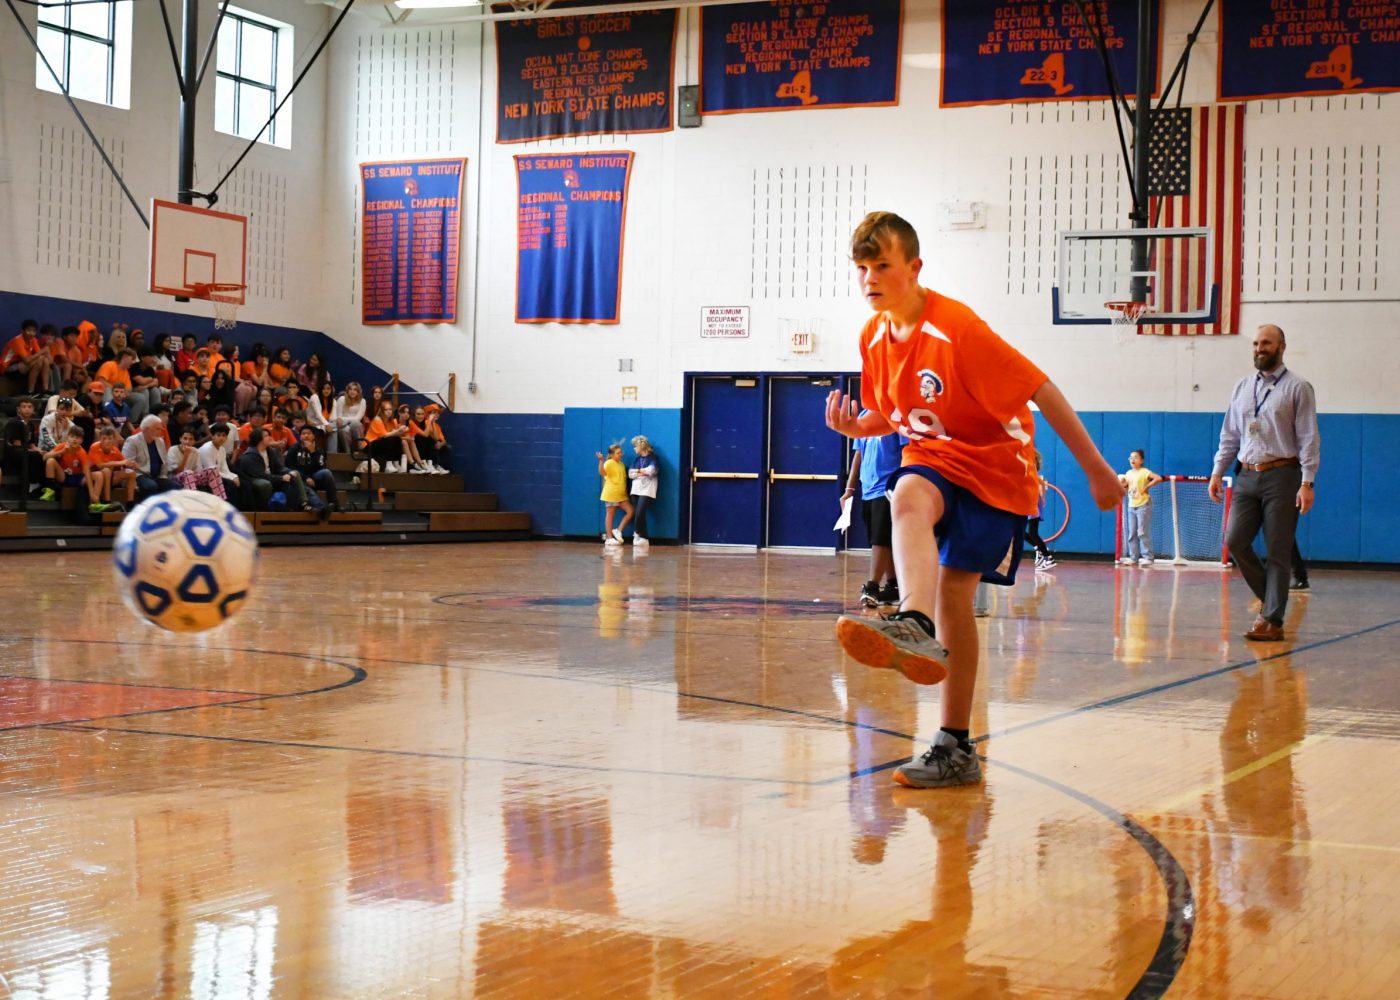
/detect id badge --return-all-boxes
[1247,420,1261,437]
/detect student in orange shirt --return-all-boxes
[364,399,411,473]
[88,424,136,504]
[410,404,451,474]
[3,319,55,394]
[48,327,91,391]
[825,212,1122,788]
[44,426,109,512]
[265,408,298,454]
[269,346,295,388]
[394,403,429,472]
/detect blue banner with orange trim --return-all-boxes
[1218,3,1400,101]
[515,152,634,324]
[699,0,902,115]
[941,0,1160,107]
[495,5,677,142]
[360,158,466,325]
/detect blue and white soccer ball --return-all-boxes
[112,491,259,632]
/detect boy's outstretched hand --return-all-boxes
[825,390,862,437]
[1087,460,1126,511]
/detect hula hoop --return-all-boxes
[1043,482,1070,542]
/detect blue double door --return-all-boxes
[687,374,863,549]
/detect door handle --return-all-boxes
[769,472,840,483]
[693,470,761,482]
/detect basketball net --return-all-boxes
[1105,300,1149,329]
[192,282,246,330]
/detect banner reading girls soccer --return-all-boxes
[360,158,466,325]
[496,5,677,142]
[941,0,1160,107]
[515,152,634,324]
[1218,4,1400,101]
[699,0,902,115]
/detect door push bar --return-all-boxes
[692,470,761,481]
[769,472,840,484]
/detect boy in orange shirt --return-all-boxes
[2,319,54,394]
[825,212,1122,788]
[88,425,136,504]
[44,426,110,512]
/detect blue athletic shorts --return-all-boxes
[887,465,1026,585]
[63,473,86,488]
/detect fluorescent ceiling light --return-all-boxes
[394,0,485,9]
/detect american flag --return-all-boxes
[1140,104,1245,336]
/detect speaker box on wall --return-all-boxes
[677,85,701,128]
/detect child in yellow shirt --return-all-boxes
[1119,449,1164,565]
[596,443,633,546]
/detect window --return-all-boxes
[35,0,133,109]
[215,7,294,148]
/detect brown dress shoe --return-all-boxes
[1244,616,1284,641]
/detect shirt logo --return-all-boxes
[918,369,944,402]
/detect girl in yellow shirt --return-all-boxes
[596,443,633,546]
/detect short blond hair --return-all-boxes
[850,211,919,263]
[631,435,651,454]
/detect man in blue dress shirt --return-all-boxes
[1209,325,1320,642]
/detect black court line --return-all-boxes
[995,759,1193,1000]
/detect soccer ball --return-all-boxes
[112,491,259,632]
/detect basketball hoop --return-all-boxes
[191,282,247,330]
[1104,300,1150,330]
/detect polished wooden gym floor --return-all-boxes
[1,542,1397,999]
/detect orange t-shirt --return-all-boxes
[2,335,38,367]
[409,420,445,442]
[269,362,293,385]
[240,360,266,382]
[89,442,127,468]
[95,360,132,389]
[365,416,397,443]
[858,290,1047,516]
[56,443,88,476]
[267,425,297,450]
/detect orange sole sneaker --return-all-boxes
[835,615,948,686]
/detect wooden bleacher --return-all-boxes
[1,452,534,550]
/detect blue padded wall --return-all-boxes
[1036,410,1393,563]
[562,408,682,539]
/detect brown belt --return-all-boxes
[1240,457,1300,473]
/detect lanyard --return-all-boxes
[1253,367,1285,418]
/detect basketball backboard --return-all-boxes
[149,199,248,303]
[1052,226,1215,325]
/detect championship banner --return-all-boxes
[699,0,902,115]
[941,0,1160,107]
[360,158,466,326]
[515,152,634,324]
[1218,3,1400,101]
[495,5,676,142]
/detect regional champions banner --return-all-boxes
[941,0,1160,107]
[515,152,634,324]
[360,158,466,325]
[700,0,902,115]
[1219,3,1400,101]
[496,6,676,142]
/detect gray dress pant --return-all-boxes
[1225,464,1302,626]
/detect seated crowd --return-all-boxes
[0,318,453,517]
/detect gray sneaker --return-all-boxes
[835,611,948,685]
[894,730,983,788]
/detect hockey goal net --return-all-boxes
[1116,475,1231,567]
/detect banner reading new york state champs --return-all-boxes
[1218,3,1400,101]
[700,0,902,114]
[360,158,466,325]
[515,152,633,324]
[496,6,676,142]
[941,0,1160,107]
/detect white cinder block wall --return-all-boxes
[322,0,1400,418]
